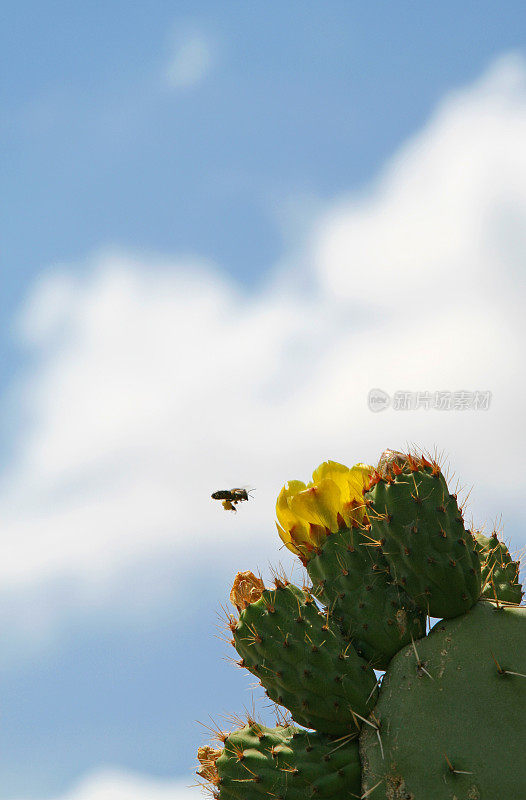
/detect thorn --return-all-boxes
[418,664,434,680]
[490,650,505,675]
[359,530,384,547]
[488,573,501,608]
[351,709,381,737]
[357,779,385,798]
[411,636,433,679]
[366,677,382,704]
[326,732,358,754]
[444,753,473,775]
[376,727,384,760]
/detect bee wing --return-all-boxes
[231,486,256,497]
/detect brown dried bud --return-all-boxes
[377,449,409,477]
[230,571,265,612]
[197,745,221,784]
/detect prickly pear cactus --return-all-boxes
[360,601,526,799]
[198,449,525,800]
[197,722,361,799]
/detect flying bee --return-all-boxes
[211,488,253,512]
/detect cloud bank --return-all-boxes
[2,55,525,607]
[7,770,195,800]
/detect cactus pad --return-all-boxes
[197,722,361,799]
[474,531,523,605]
[360,601,526,799]
[365,457,481,618]
[229,572,378,735]
[307,525,426,669]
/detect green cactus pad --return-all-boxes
[230,575,378,735]
[199,722,361,799]
[360,601,526,799]
[474,531,523,605]
[365,459,481,618]
[306,525,426,669]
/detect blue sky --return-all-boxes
[3,2,526,308]
[2,4,526,799]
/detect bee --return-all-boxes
[211,488,253,512]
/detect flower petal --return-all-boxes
[276,521,302,556]
[289,478,341,532]
[347,463,374,495]
[311,460,351,485]
[276,480,307,531]
[341,464,373,525]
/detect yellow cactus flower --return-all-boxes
[276,461,373,562]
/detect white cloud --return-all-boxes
[7,770,195,800]
[314,52,526,312]
[1,54,525,608]
[164,33,213,89]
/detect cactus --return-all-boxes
[360,601,526,799]
[474,530,523,604]
[228,571,378,735]
[364,454,481,618]
[276,461,426,669]
[197,721,361,799]
[198,448,524,800]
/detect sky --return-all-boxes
[1,3,526,799]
